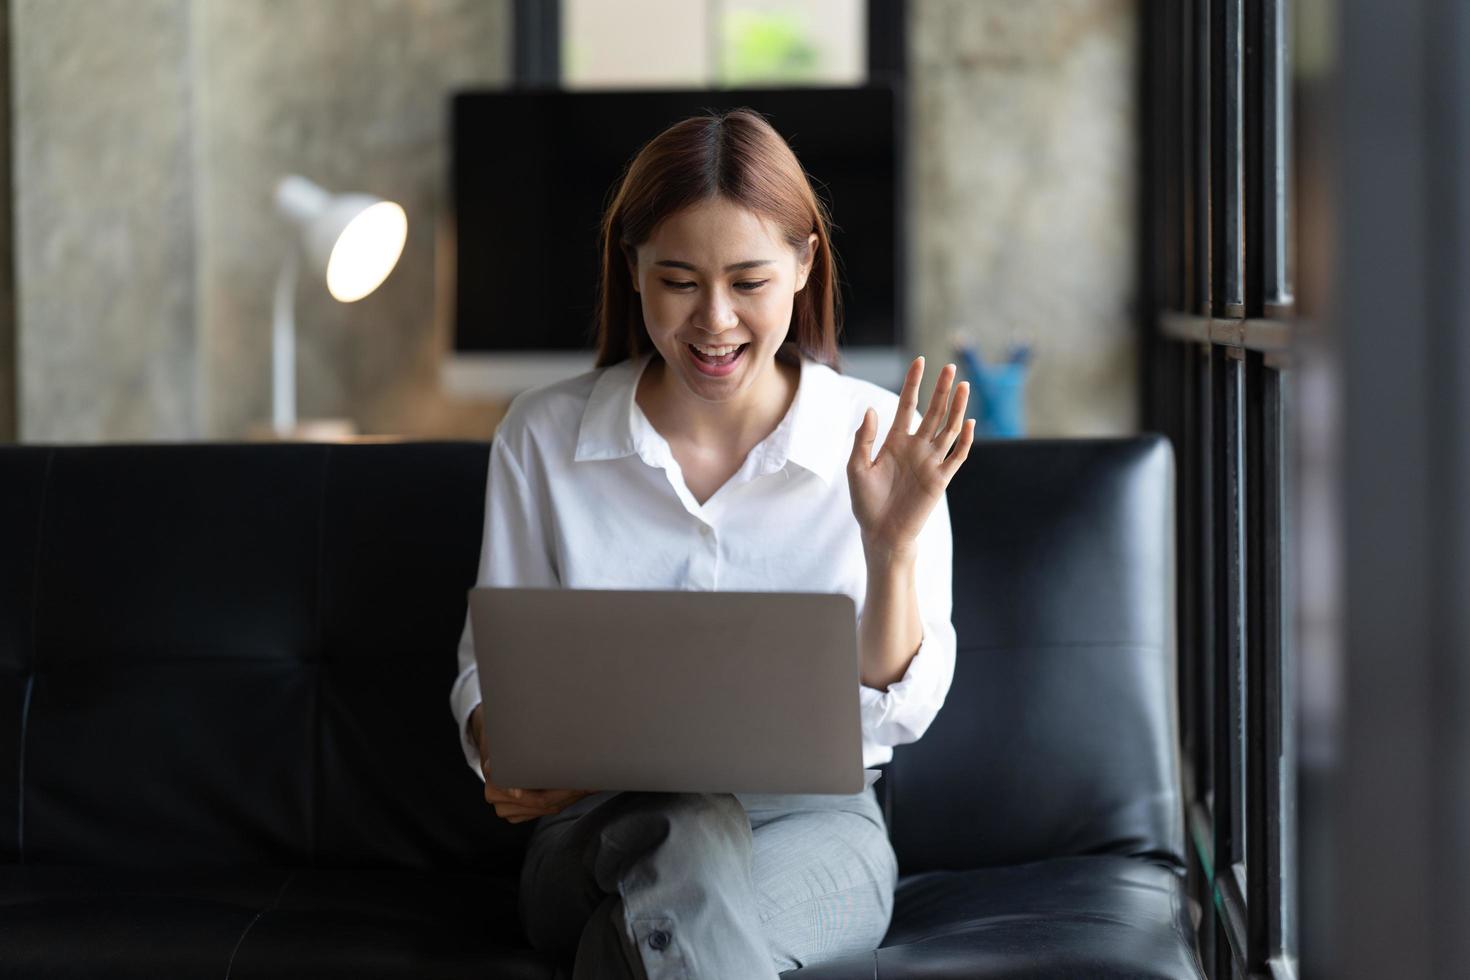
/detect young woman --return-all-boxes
[448,108,974,977]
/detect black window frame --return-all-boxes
[1141,1,1296,977]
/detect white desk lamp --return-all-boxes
[269,174,407,439]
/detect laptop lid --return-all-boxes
[468,586,865,795]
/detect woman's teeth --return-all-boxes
[689,342,746,366]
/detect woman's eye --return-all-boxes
[660,280,768,292]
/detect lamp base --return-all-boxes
[247,417,359,443]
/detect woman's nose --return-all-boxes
[696,288,740,332]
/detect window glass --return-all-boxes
[719,1,865,85]
[562,0,708,88]
[562,0,866,88]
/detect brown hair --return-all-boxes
[590,107,844,371]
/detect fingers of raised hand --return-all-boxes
[920,363,962,442]
[894,356,925,433]
[934,376,971,451]
[940,417,977,478]
[850,407,877,466]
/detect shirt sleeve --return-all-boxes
[856,485,958,747]
[448,433,560,782]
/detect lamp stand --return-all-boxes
[271,244,300,435]
[262,240,357,442]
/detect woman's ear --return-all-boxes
[795,232,819,292]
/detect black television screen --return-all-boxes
[449,85,901,353]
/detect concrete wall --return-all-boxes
[0,0,15,443]
[908,0,1138,435]
[12,0,198,442]
[13,0,512,443]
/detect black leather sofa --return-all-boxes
[0,436,1204,978]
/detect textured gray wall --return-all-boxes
[909,0,1138,435]
[13,0,511,443]
[13,0,198,442]
[0,0,14,443]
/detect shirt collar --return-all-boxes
[573,342,850,486]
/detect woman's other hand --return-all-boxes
[470,705,598,824]
[849,356,975,562]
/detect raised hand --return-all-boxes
[848,357,975,562]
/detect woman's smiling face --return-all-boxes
[626,196,818,404]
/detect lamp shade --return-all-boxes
[274,174,407,302]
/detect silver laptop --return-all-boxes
[467,586,866,795]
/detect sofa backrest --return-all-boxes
[881,436,1185,875]
[0,437,1183,879]
[0,441,527,876]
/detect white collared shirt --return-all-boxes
[449,342,957,781]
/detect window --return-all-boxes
[561,0,867,89]
[1142,0,1298,977]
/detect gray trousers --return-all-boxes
[517,787,897,978]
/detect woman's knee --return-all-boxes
[584,792,752,894]
[604,791,750,854]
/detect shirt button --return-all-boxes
[700,525,712,536]
[648,928,671,950]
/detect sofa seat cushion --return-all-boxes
[0,865,556,979]
[783,855,1203,979]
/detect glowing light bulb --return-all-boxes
[325,201,408,302]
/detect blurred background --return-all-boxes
[0,0,1139,445]
[1,2,1466,979]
